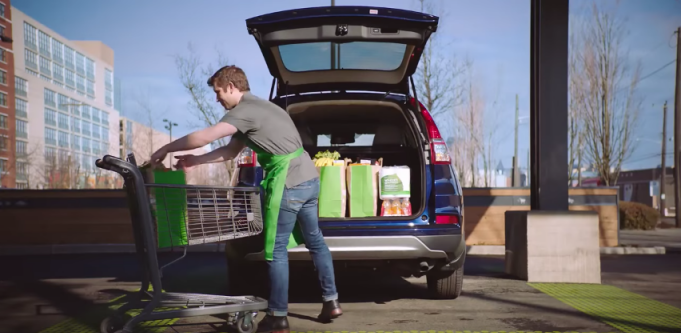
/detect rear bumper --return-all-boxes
[243,234,466,267]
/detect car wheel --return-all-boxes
[426,266,463,299]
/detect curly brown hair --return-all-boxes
[207,65,251,91]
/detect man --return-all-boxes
[149,65,341,332]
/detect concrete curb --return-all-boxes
[466,245,668,255]
[0,244,672,256]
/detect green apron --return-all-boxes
[246,143,306,261]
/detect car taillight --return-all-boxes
[237,148,257,167]
[435,215,460,225]
[409,98,451,164]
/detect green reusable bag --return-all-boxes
[347,165,379,217]
[148,169,188,248]
[318,165,347,218]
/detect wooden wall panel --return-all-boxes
[1,188,620,247]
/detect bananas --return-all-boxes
[314,157,335,167]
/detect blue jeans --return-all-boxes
[268,178,338,316]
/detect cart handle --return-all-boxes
[96,154,137,176]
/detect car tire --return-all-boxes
[426,266,464,299]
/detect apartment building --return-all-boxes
[11,7,120,189]
[0,0,15,188]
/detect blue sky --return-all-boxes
[13,0,681,171]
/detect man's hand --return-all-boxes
[150,146,168,167]
[174,154,200,172]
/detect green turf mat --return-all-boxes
[531,283,681,333]
[38,293,180,333]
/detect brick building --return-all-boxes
[0,0,15,188]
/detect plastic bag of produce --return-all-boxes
[379,166,411,199]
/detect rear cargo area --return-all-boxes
[289,100,425,220]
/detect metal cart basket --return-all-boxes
[96,154,267,333]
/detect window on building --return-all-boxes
[16,141,28,157]
[86,79,95,97]
[45,127,57,145]
[101,141,109,154]
[0,135,7,151]
[15,77,28,97]
[76,75,85,93]
[69,99,80,116]
[0,3,5,18]
[51,39,64,63]
[44,88,56,107]
[92,124,100,139]
[71,134,80,150]
[91,108,100,123]
[92,139,100,155]
[39,56,51,75]
[16,119,28,139]
[0,114,6,129]
[58,131,69,148]
[86,58,95,80]
[58,112,69,130]
[82,137,91,153]
[44,108,56,126]
[15,99,28,119]
[0,70,6,85]
[0,49,6,63]
[16,161,28,179]
[0,158,7,174]
[75,52,85,76]
[40,75,51,83]
[101,111,109,127]
[24,23,37,50]
[58,94,69,111]
[82,120,91,137]
[24,49,38,70]
[44,146,56,165]
[81,105,91,119]
[26,69,39,77]
[65,69,75,87]
[64,46,75,70]
[0,92,7,107]
[52,63,64,82]
[0,25,4,37]
[71,116,80,133]
[38,30,51,57]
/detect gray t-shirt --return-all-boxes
[220,92,318,188]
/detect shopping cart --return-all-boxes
[95,154,267,333]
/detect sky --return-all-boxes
[12,0,681,172]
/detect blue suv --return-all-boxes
[226,6,466,299]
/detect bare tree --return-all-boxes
[174,43,236,184]
[414,0,468,125]
[571,1,641,186]
[134,88,160,156]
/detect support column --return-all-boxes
[505,0,601,284]
[529,0,569,210]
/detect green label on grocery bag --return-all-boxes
[349,165,375,217]
[152,170,188,248]
[319,166,344,217]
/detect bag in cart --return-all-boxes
[95,154,267,333]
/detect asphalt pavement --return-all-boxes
[0,253,680,333]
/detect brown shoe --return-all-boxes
[318,300,342,322]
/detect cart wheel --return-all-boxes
[100,314,128,333]
[236,314,257,333]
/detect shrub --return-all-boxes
[619,201,659,230]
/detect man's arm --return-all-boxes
[164,122,238,153]
[196,139,246,164]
